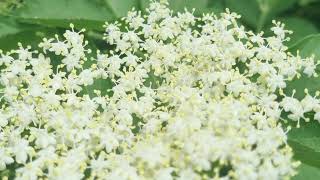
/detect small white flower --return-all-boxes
[12,139,31,164]
[0,148,14,170]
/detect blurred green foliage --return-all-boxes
[0,0,320,179]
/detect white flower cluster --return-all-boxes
[0,1,318,179]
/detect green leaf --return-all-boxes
[285,74,320,99]
[9,0,115,30]
[285,33,320,177]
[286,120,320,178]
[285,34,320,99]
[288,119,320,148]
[288,121,320,152]
[0,15,21,37]
[280,17,318,46]
[0,15,47,51]
[0,14,38,39]
[288,139,320,168]
[106,0,140,17]
[226,0,298,31]
[292,163,320,180]
[289,34,320,59]
[225,0,260,29]
[0,28,58,51]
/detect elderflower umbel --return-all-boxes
[0,1,318,179]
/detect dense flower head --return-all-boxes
[0,0,319,179]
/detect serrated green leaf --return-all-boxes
[9,0,115,30]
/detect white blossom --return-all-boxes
[0,1,318,179]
